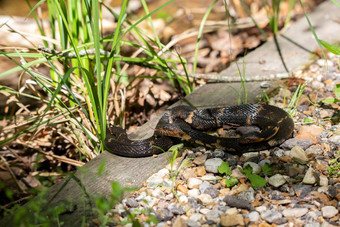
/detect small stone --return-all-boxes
[249,211,260,222]
[317,59,334,67]
[195,166,206,177]
[204,158,223,173]
[201,186,219,199]
[198,194,213,205]
[225,207,239,215]
[281,138,313,150]
[243,162,261,174]
[168,204,186,215]
[220,214,244,226]
[188,188,200,198]
[321,206,338,218]
[179,195,188,203]
[125,198,139,208]
[290,146,309,164]
[238,188,255,203]
[261,209,286,224]
[328,135,340,145]
[193,154,208,165]
[186,219,200,227]
[282,208,308,218]
[295,125,324,144]
[187,178,202,189]
[213,149,225,158]
[303,167,317,185]
[156,209,173,222]
[173,216,187,227]
[206,210,220,224]
[240,152,259,162]
[177,184,189,194]
[183,168,197,180]
[152,188,165,198]
[319,175,328,187]
[306,145,323,157]
[268,174,287,187]
[189,213,203,222]
[201,173,219,181]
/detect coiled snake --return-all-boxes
[104,104,294,157]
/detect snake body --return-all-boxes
[104,104,294,157]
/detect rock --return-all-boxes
[240,152,260,162]
[261,208,286,224]
[290,146,309,164]
[220,213,244,226]
[156,209,173,222]
[321,206,338,218]
[243,162,261,174]
[189,213,203,222]
[204,158,223,173]
[224,195,253,210]
[317,59,334,67]
[187,178,202,189]
[201,173,219,181]
[303,167,317,185]
[213,149,225,158]
[186,219,201,227]
[201,186,219,199]
[183,168,197,180]
[168,204,186,215]
[328,135,340,145]
[179,195,188,203]
[306,145,323,157]
[319,175,328,186]
[198,194,213,205]
[293,185,314,198]
[125,198,139,208]
[206,210,220,224]
[152,188,165,198]
[295,125,324,144]
[268,174,287,187]
[248,211,260,222]
[282,208,308,218]
[177,184,189,194]
[173,216,187,227]
[188,197,201,209]
[188,188,200,198]
[193,154,208,165]
[238,188,255,203]
[195,166,206,177]
[281,138,313,150]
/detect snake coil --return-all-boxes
[104,104,294,157]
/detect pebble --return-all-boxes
[282,208,308,218]
[281,138,313,150]
[268,174,287,187]
[290,146,309,163]
[198,194,213,205]
[321,206,338,218]
[261,208,285,224]
[249,211,260,222]
[205,210,220,224]
[303,167,317,185]
[328,135,340,145]
[204,158,223,173]
[220,213,244,226]
[187,178,202,189]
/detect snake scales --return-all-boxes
[104,104,294,158]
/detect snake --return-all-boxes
[104,104,294,158]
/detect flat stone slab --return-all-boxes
[1,1,340,226]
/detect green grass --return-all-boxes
[0,0,194,159]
